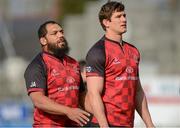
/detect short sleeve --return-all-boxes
[24,54,47,95]
[86,41,105,77]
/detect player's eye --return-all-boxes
[50,31,57,35]
[60,30,64,34]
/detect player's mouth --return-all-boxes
[121,24,126,27]
[57,38,65,47]
[57,40,65,47]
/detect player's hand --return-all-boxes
[66,108,90,126]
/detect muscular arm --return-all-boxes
[30,91,70,115]
[135,80,154,127]
[87,76,108,127]
[30,91,90,126]
[79,91,93,113]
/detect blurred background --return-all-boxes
[0,0,179,127]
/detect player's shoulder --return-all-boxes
[87,37,106,55]
[124,41,140,57]
[124,41,139,50]
[25,53,44,73]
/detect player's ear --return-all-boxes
[40,37,47,46]
[102,19,110,28]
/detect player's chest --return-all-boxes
[105,44,139,73]
[46,61,80,87]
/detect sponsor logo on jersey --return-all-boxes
[58,85,79,92]
[66,76,75,84]
[30,81,36,88]
[115,76,138,81]
[86,66,93,72]
[126,66,134,73]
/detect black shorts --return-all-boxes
[83,114,128,128]
[84,122,99,127]
[83,113,94,127]
[84,122,128,128]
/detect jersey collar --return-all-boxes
[42,51,64,62]
[103,36,124,46]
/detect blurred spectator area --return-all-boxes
[0,0,61,61]
[0,0,98,61]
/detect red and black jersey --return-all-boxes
[86,36,140,127]
[24,52,84,127]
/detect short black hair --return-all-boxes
[38,20,61,39]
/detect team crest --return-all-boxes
[66,76,75,84]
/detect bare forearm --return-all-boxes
[136,89,154,127]
[89,93,108,127]
[32,94,70,115]
[84,93,93,113]
[30,92,90,126]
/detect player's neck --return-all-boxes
[105,32,123,45]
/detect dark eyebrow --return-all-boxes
[50,29,64,34]
[115,13,126,17]
[60,29,64,33]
